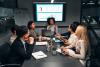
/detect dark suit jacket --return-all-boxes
[6,37,34,65]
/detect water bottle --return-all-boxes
[46,44,51,51]
[52,46,57,55]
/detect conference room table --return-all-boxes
[22,42,84,67]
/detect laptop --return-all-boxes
[42,29,53,37]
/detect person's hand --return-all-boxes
[28,37,34,45]
[63,48,69,55]
[60,46,65,49]
[61,46,64,53]
[55,33,61,36]
[63,48,67,52]
[55,33,61,39]
[63,39,68,44]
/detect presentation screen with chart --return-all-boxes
[33,3,64,22]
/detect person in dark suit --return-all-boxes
[6,25,34,66]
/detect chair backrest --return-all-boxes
[88,29,98,57]
[85,29,100,67]
[94,38,100,59]
[0,42,11,63]
[84,30,91,60]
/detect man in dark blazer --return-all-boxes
[6,25,34,66]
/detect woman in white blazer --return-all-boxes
[47,17,58,34]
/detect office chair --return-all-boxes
[86,39,100,67]
[85,30,100,67]
[0,42,21,67]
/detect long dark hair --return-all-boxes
[47,17,56,25]
[70,24,76,32]
[72,21,80,31]
[27,21,34,29]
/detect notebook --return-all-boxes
[35,41,48,46]
[32,51,47,59]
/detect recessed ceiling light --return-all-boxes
[51,0,54,3]
[82,3,86,4]
[89,1,93,2]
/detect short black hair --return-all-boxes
[16,25,28,38]
[72,21,80,31]
[27,21,34,29]
[11,25,19,33]
[47,17,56,25]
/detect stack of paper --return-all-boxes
[32,51,47,59]
[35,42,48,46]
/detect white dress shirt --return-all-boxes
[20,38,26,51]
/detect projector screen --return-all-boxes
[33,3,64,22]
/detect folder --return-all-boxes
[35,42,48,46]
[32,51,47,59]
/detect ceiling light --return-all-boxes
[89,1,93,2]
[87,2,95,4]
[51,0,54,3]
[82,3,86,4]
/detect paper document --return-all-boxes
[35,42,48,45]
[32,51,47,59]
[56,48,62,53]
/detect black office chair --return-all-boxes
[0,42,21,67]
[86,39,100,67]
[85,30,100,67]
